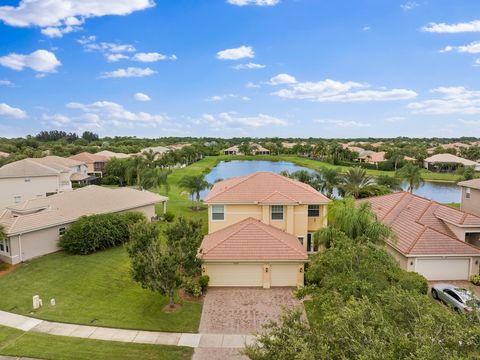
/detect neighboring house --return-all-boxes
[0,186,168,265]
[359,151,386,165]
[427,142,471,154]
[167,143,191,151]
[360,192,480,281]
[199,171,330,288]
[69,152,109,177]
[95,150,131,160]
[424,153,480,172]
[0,158,73,208]
[140,146,171,160]
[0,151,10,158]
[458,179,480,217]
[224,145,241,155]
[281,142,297,149]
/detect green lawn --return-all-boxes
[0,325,192,360]
[0,247,201,332]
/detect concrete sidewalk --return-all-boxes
[0,310,255,349]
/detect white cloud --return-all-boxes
[65,100,168,129]
[0,103,27,119]
[441,41,480,54]
[0,0,155,38]
[233,62,265,70]
[41,113,71,126]
[422,20,480,33]
[269,73,297,85]
[0,79,12,86]
[362,26,371,31]
[0,49,61,73]
[106,53,130,62]
[227,0,280,6]
[100,67,156,79]
[132,52,177,62]
[386,116,406,122]
[314,119,371,128]
[217,45,254,60]
[400,2,418,11]
[193,112,287,130]
[408,86,480,115]
[206,94,250,102]
[273,77,417,102]
[134,92,151,101]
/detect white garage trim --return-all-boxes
[415,258,471,280]
[271,264,299,287]
[207,263,263,287]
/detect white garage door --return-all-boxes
[207,263,263,287]
[415,258,470,280]
[271,264,298,287]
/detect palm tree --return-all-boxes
[140,167,171,193]
[396,163,424,193]
[179,175,211,210]
[317,168,341,198]
[238,143,253,156]
[376,175,402,191]
[339,167,374,199]
[126,155,145,187]
[315,197,395,248]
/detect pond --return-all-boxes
[202,160,461,204]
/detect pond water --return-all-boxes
[202,160,461,203]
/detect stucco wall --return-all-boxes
[207,203,327,238]
[3,203,159,265]
[444,222,480,244]
[0,175,61,208]
[385,244,408,269]
[460,187,480,217]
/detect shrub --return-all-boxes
[396,270,428,295]
[470,274,480,286]
[199,275,210,292]
[59,212,146,254]
[101,175,121,186]
[163,211,175,222]
[183,277,202,297]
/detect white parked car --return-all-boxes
[431,283,480,313]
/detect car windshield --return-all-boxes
[455,288,480,305]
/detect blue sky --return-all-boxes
[1,0,480,138]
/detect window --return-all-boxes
[308,205,320,217]
[211,205,224,220]
[59,227,66,236]
[14,196,21,203]
[466,188,471,199]
[0,238,9,254]
[445,290,463,303]
[298,237,304,245]
[271,205,284,220]
[307,233,318,252]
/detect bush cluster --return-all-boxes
[59,212,146,254]
[470,274,480,286]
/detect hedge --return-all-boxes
[59,212,146,254]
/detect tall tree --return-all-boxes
[127,221,182,308]
[140,167,171,193]
[339,167,374,199]
[396,163,424,193]
[178,175,211,210]
[238,143,253,155]
[317,168,341,198]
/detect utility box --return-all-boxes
[33,295,40,310]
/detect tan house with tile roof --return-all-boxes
[424,153,480,171]
[199,172,330,288]
[360,192,480,280]
[0,186,168,265]
[69,152,108,176]
[458,179,480,217]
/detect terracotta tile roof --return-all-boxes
[0,158,69,178]
[458,179,480,191]
[359,192,480,256]
[0,186,168,236]
[199,217,308,261]
[204,172,330,205]
[30,156,85,168]
[95,150,131,159]
[69,152,108,163]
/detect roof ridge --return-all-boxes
[258,221,307,257]
[416,199,433,223]
[406,225,428,253]
[26,158,65,173]
[260,190,298,203]
[378,191,409,221]
[205,172,263,203]
[202,217,256,253]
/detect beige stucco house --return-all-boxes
[458,179,480,217]
[360,192,480,281]
[424,153,480,172]
[0,158,76,208]
[69,152,108,177]
[0,186,168,265]
[199,171,330,288]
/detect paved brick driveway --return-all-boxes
[199,287,303,334]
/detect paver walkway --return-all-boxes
[0,310,254,349]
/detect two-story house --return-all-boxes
[198,171,330,288]
[458,179,480,218]
[69,152,108,177]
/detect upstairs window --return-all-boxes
[308,205,320,217]
[211,205,224,220]
[59,227,66,236]
[271,205,284,220]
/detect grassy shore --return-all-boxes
[0,326,192,360]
